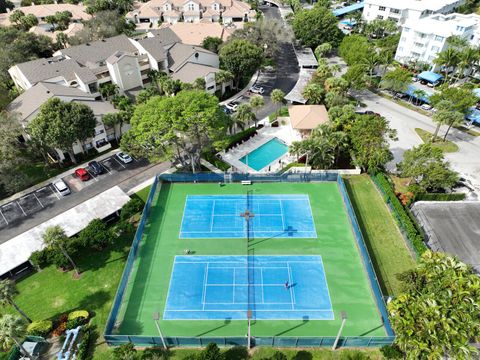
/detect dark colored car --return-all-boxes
[88,160,104,175]
[74,168,90,181]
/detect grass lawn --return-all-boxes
[414,128,459,153]
[389,175,411,194]
[345,175,416,296]
[134,185,152,203]
[0,230,133,359]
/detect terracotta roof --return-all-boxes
[0,4,90,27]
[159,22,230,45]
[288,105,329,130]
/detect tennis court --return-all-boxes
[179,195,317,239]
[164,255,333,320]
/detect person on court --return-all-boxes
[284,281,289,289]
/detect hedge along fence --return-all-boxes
[370,173,427,257]
[414,192,466,201]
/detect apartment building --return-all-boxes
[395,13,480,68]
[362,0,465,24]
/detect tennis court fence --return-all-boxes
[104,172,395,348]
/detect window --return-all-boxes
[377,15,384,19]
[417,32,426,38]
[411,52,421,58]
[390,8,400,14]
[435,35,444,41]
[379,6,386,11]
[414,42,424,48]
[398,46,404,52]
[400,36,406,42]
[403,27,410,32]
[456,26,464,31]
[188,3,194,10]
[207,85,215,90]
[431,45,440,51]
[388,17,398,22]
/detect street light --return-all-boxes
[153,312,167,349]
[332,311,347,350]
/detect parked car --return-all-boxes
[343,25,353,30]
[250,85,264,94]
[420,80,428,85]
[225,101,239,112]
[53,179,71,196]
[421,104,433,110]
[74,168,91,181]
[88,160,104,175]
[221,105,233,115]
[355,110,380,116]
[475,102,480,110]
[116,152,133,164]
[427,80,441,88]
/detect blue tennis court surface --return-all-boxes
[179,195,317,238]
[163,255,333,320]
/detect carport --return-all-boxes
[0,186,131,278]
[332,2,364,17]
[417,71,443,85]
[285,69,316,104]
[406,85,432,104]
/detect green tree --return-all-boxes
[112,342,137,360]
[193,77,206,91]
[433,48,460,83]
[380,67,411,93]
[292,4,343,48]
[219,39,263,87]
[397,143,458,192]
[338,34,372,65]
[77,218,112,250]
[350,114,397,172]
[456,46,478,79]
[429,86,477,114]
[121,91,229,172]
[42,225,80,276]
[0,0,14,13]
[324,91,349,109]
[135,86,160,105]
[302,83,325,104]
[0,281,31,323]
[233,103,256,128]
[342,64,368,90]
[430,102,464,141]
[55,32,69,48]
[201,36,223,53]
[102,111,129,140]
[28,98,96,163]
[314,42,332,60]
[249,94,264,123]
[99,83,119,100]
[328,104,357,132]
[324,77,348,95]
[364,19,397,38]
[270,88,285,116]
[10,10,38,31]
[389,251,480,359]
[0,315,31,359]
[198,343,223,360]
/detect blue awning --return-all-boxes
[406,85,432,103]
[332,2,364,17]
[473,88,480,98]
[466,108,480,125]
[417,71,443,84]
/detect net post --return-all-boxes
[247,310,252,349]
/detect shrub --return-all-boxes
[77,219,112,250]
[77,326,92,360]
[120,198,145,222]
[380,344,404,359]
[372,173,428,255]
[66,317,85,330]
[414,192,466,201]
[29,249,51,269]
[113,343,137,360]
[225,128,257,151]
[68,310,89,321]
[26,320,53,337]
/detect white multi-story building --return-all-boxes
[362,0,466,24]
[395,13,480,69]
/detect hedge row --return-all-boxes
[225,127,257,151]
[415,192,466,201]
[77,326,93,360]
[371,173,428,256]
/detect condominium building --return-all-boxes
[395,13,480,68]
[362,0,466,24]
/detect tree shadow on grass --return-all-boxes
[224,346,248,360]
[292,350,313,360]
[78,290,111,313]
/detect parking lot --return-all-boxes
[0,154,145,231]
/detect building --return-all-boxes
[362,0,465,24]
[7,82,122,160]
[125,0,256,25]
[9,33,226,96]
[150,22,237,45]
[395,13,480,69]
[288,105,329,137]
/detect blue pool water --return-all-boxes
[240,138,289,171]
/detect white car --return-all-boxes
[53,179,71,196]
[116,152,133,164]
[250,85,264,94]
[421,104,433,110]
[225,101,239,112]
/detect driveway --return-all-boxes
[353,89,480,192]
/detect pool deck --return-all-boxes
[221,118,300,173]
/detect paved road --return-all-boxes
[353,89,480,192]
[231,5,299,120]
[0,160,171,244]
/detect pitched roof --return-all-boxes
[288,105,329,130]
[137,37,168,61]
[0,3,90,26]
[167,42,215,71]
[59,35,138,68]
[171,62,220,83]
[7,82,97,125]
[13,55,97,85]
[158,22,230,45]
[148,27,182,44]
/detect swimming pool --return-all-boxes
[239,137,289,171]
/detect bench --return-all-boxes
[241,180,252,185]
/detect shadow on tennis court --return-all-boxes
[274,316,309,336]
[247,227,298,248]
[195,318,232,337]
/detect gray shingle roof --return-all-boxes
[138,37,168,61]
[148,27,182,45]
[167,43,215,72]
[60,35,138,67]
[14,56,97,85]
[171,63,220,83]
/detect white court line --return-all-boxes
[201,263,209,310]
[287,262,294,310]
[260,268,265,303]
[279,200,286,230]
[206,283,289,287]
[33,193,44,208]
[305,195,318,235]
[210,200,215,231]
[16,201,27,217]
[0,208,8,225]
[232,268,236,304]
[181,230,315,233]
[168,309,334,312]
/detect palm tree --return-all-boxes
[361,53,380,78]
[302,84,325,104]
[43,225,80,277]
[249,95,264,126]
[442,110,464,141]
[215,70,234,96]
[234,103,256,129]
[270,89,285,117]
[0,281,31,323]
[457,47,478,80]
[0,315,31,359]
[412,89,427,105]
[433,48,460,83]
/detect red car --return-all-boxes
[74,168,90,181]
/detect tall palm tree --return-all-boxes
[433,48,460,83]
[249,95,264,126]
[215,70,234,96]
[457,47,479,80]
[270,89,285,117]
[0,281,31,323]
[302,84,325,105]
[361,53,380,78]
[412,89,427,106]
[0,315,31,359]
[234,103,256,129]
[43,225,80,277]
